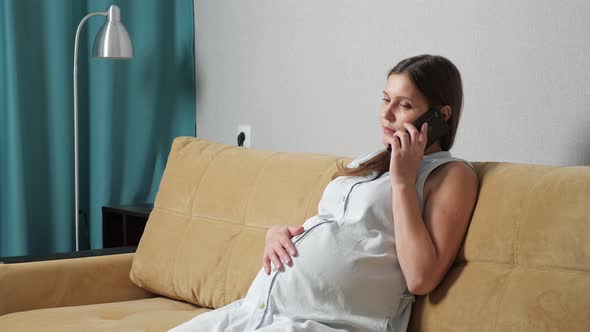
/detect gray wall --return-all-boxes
[193,0,590,166]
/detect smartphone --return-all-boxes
[387,107,450,152]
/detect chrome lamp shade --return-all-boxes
[93,5,134,58]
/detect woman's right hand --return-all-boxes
[262,225,304,275]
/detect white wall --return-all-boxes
[193,0,590,166]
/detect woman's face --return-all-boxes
[379,73,431,147]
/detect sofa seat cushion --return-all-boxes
[0,297,208,332]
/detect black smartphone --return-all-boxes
[387,107,450,152]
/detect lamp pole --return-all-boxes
[73,5,133,251]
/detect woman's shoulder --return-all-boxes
[439,161,477,181]
[424,160,478,202]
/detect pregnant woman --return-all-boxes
[168,54,479,332]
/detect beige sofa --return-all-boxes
[1,137,589,331]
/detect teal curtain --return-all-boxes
[0,0,195,257]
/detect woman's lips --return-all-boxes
[382,126,395,134]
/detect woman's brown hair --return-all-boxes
[331,54,464,180]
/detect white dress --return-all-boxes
[169,149,474,332]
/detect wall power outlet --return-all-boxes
[237,124,251,147]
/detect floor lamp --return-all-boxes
[73,5,133,251]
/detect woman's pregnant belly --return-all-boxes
[261,218,407,327]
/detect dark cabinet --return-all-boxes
[102,204,153,248]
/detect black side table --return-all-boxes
[102,204,153,248]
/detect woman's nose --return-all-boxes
[382,109,395,122]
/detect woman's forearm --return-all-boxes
[391,183,438,294]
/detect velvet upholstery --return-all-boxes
[0,297,208,331]
[0,253,153,316]
[130,137,350,309]
[1,137,588,331]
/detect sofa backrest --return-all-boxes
[130,137,349,308]
[130,137,590,331]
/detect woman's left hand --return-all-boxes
[388,122,428,187]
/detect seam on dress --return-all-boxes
[254,219,336,329]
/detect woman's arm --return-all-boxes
[392,162,478,295]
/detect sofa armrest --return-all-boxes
[0,249,155,316]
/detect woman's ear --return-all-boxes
[440,105,452,122]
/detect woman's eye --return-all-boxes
[382,98,390,102]
[400,103,411,109]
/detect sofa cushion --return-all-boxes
[130,137,351,308]
[0,297,207,332]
